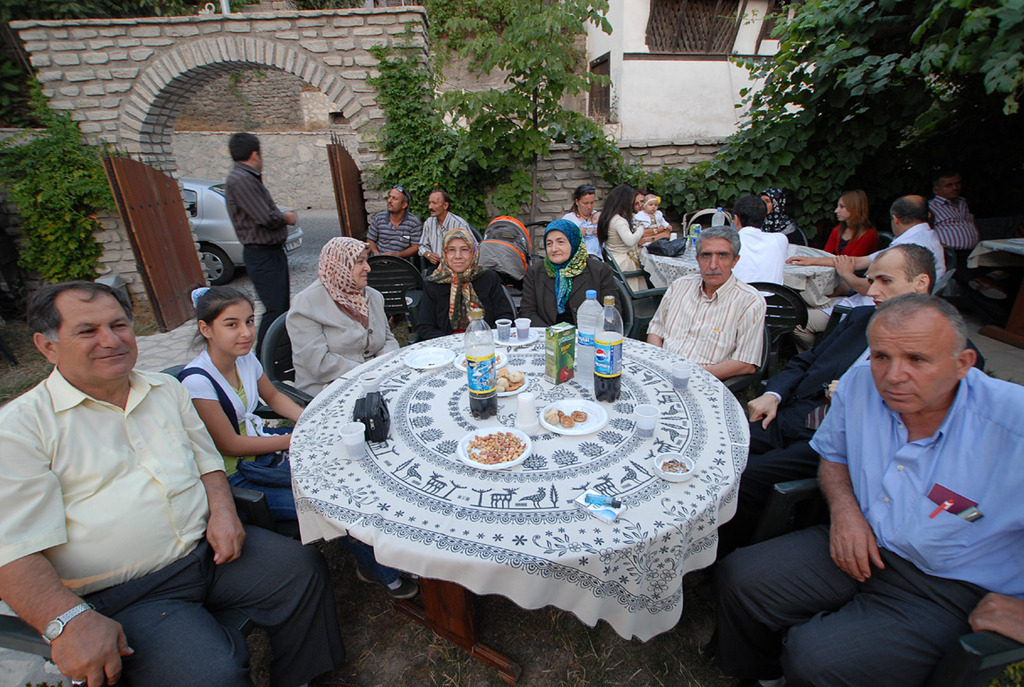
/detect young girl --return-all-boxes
[633,194,672,244]
[181,286,418,599]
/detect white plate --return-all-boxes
[538,400,609,436]
[404,347,456,370]
[453,351,507,372]
[456,428,532,470]
[497,374,530,397]
[494,328,541,347]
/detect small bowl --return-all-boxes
[652,452,695,482]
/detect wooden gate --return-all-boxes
[103,156,205,332]
[327,133,368,239]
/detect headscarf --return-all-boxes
[543,219,588,315]
[760,188,794,233]
[426,228,484,331]
[318,237,369,329]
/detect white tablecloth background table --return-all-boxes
[290,334,749,641]
[641,244,838,307]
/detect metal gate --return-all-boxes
[327,133,368,239]
[103,156,205,332]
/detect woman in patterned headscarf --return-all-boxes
[760,188,801,238]
[287,236,399,396]
[417,227,515,340]
[520,219,621,327]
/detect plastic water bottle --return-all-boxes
[465,307,497,419]
[711,206,727,227]
[594,295,624,402]
[575,290,602,390]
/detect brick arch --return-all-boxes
[122,36,359,167]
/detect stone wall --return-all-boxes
[176,70,307,131]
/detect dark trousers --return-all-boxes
[717,403,821,555]
[715,525,985,686]
[85,526,345,687]
[243,244,290,354]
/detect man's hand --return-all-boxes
[829,507,884,581]
[833,254,859,283]
[787,255,828,266]
[206,507,246,565]
[748,393,780,428]
[825,379,840,400]
[283,210,297,226]
[425,251,442,265]
[51,611,133,687]
[970,593,1024,643]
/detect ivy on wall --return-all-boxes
[0,87,113,282]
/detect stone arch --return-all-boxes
[121,36,360,168]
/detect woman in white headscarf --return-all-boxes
[287,237,398,396]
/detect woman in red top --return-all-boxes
[823,190,878,256]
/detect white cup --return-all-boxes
[671,361,691,392]
[359,373,380,394]
[514,317,531,340]
[515,392,539,433]
[670,232,678,241]
[340,421,367,459]
[496,318,513,342]
[635,404,659,438]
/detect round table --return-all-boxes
[642,244,839,307]
[290,333,749,647]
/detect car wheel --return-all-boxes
[199,243,235,285]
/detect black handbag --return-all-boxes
[353,391,390,442]
[645,237,690,257]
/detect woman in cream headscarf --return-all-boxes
[417,227,515,340]
[287,237,398,396]
[519,219,620,327]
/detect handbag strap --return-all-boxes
[177,367,241,434]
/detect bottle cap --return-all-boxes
[586,289,597,299]
[469,307,483,319]
[603,295,615,307]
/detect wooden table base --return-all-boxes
[979,275,1024,349]
[396,578,522,684]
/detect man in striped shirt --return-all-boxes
[647,226,766,381]
[367,186,422,258]
[929,171,980,251]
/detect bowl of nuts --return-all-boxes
[456,428,532,470]
[652,453,695,482]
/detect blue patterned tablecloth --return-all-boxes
[291,334,748,641]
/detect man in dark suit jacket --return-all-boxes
[718,244,936,554]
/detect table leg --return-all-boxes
[979,276,1024,349]
[395,578,522,684]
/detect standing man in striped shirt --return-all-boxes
[929,170,980,251]
[647,226,766,380]
[367,186,422,259]
[224,132,297,352]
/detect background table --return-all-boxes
[642,244,838,307]
[968,239,1024,348]
[291,334,748,647]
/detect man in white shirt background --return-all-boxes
[731,194,788,285]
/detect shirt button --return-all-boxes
[897,465,904,471]
[883,497,891,503]
[155,468,162,474]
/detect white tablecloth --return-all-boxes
[642,244,838,307]
[290,334,749,641]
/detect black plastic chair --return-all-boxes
[749,282,809,378]
[367,255,425,319]
[786,226,809,247]
[752,478,1024,687]
[724,326,771,394]
[877,231,895,250]
[259,314,313,406]
[610,276,636,340]
[602,246,666,339]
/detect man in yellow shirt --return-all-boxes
[0,282,345,687]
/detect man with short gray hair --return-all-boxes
[647,226,766,380]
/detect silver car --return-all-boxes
[182,178,304,286]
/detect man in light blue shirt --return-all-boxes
[714,294,1024,686]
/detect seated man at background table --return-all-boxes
[716,244,936,556]
[367,186,421,259]
[731,194,788,285]
[0,282,346,687]
[419,188,473,267]
[714,294,1024,686]
[929,170,980,252]
[647,226,766,381]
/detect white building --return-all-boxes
[587,0,780,141]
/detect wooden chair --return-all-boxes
[366,255,424,319]
[748,282,809,378]
[601,246,666,339]
[259,314,313,406]
[753,478,1024,687]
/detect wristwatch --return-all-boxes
[42,602,94,643]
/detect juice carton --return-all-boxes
[545,323,576,385]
